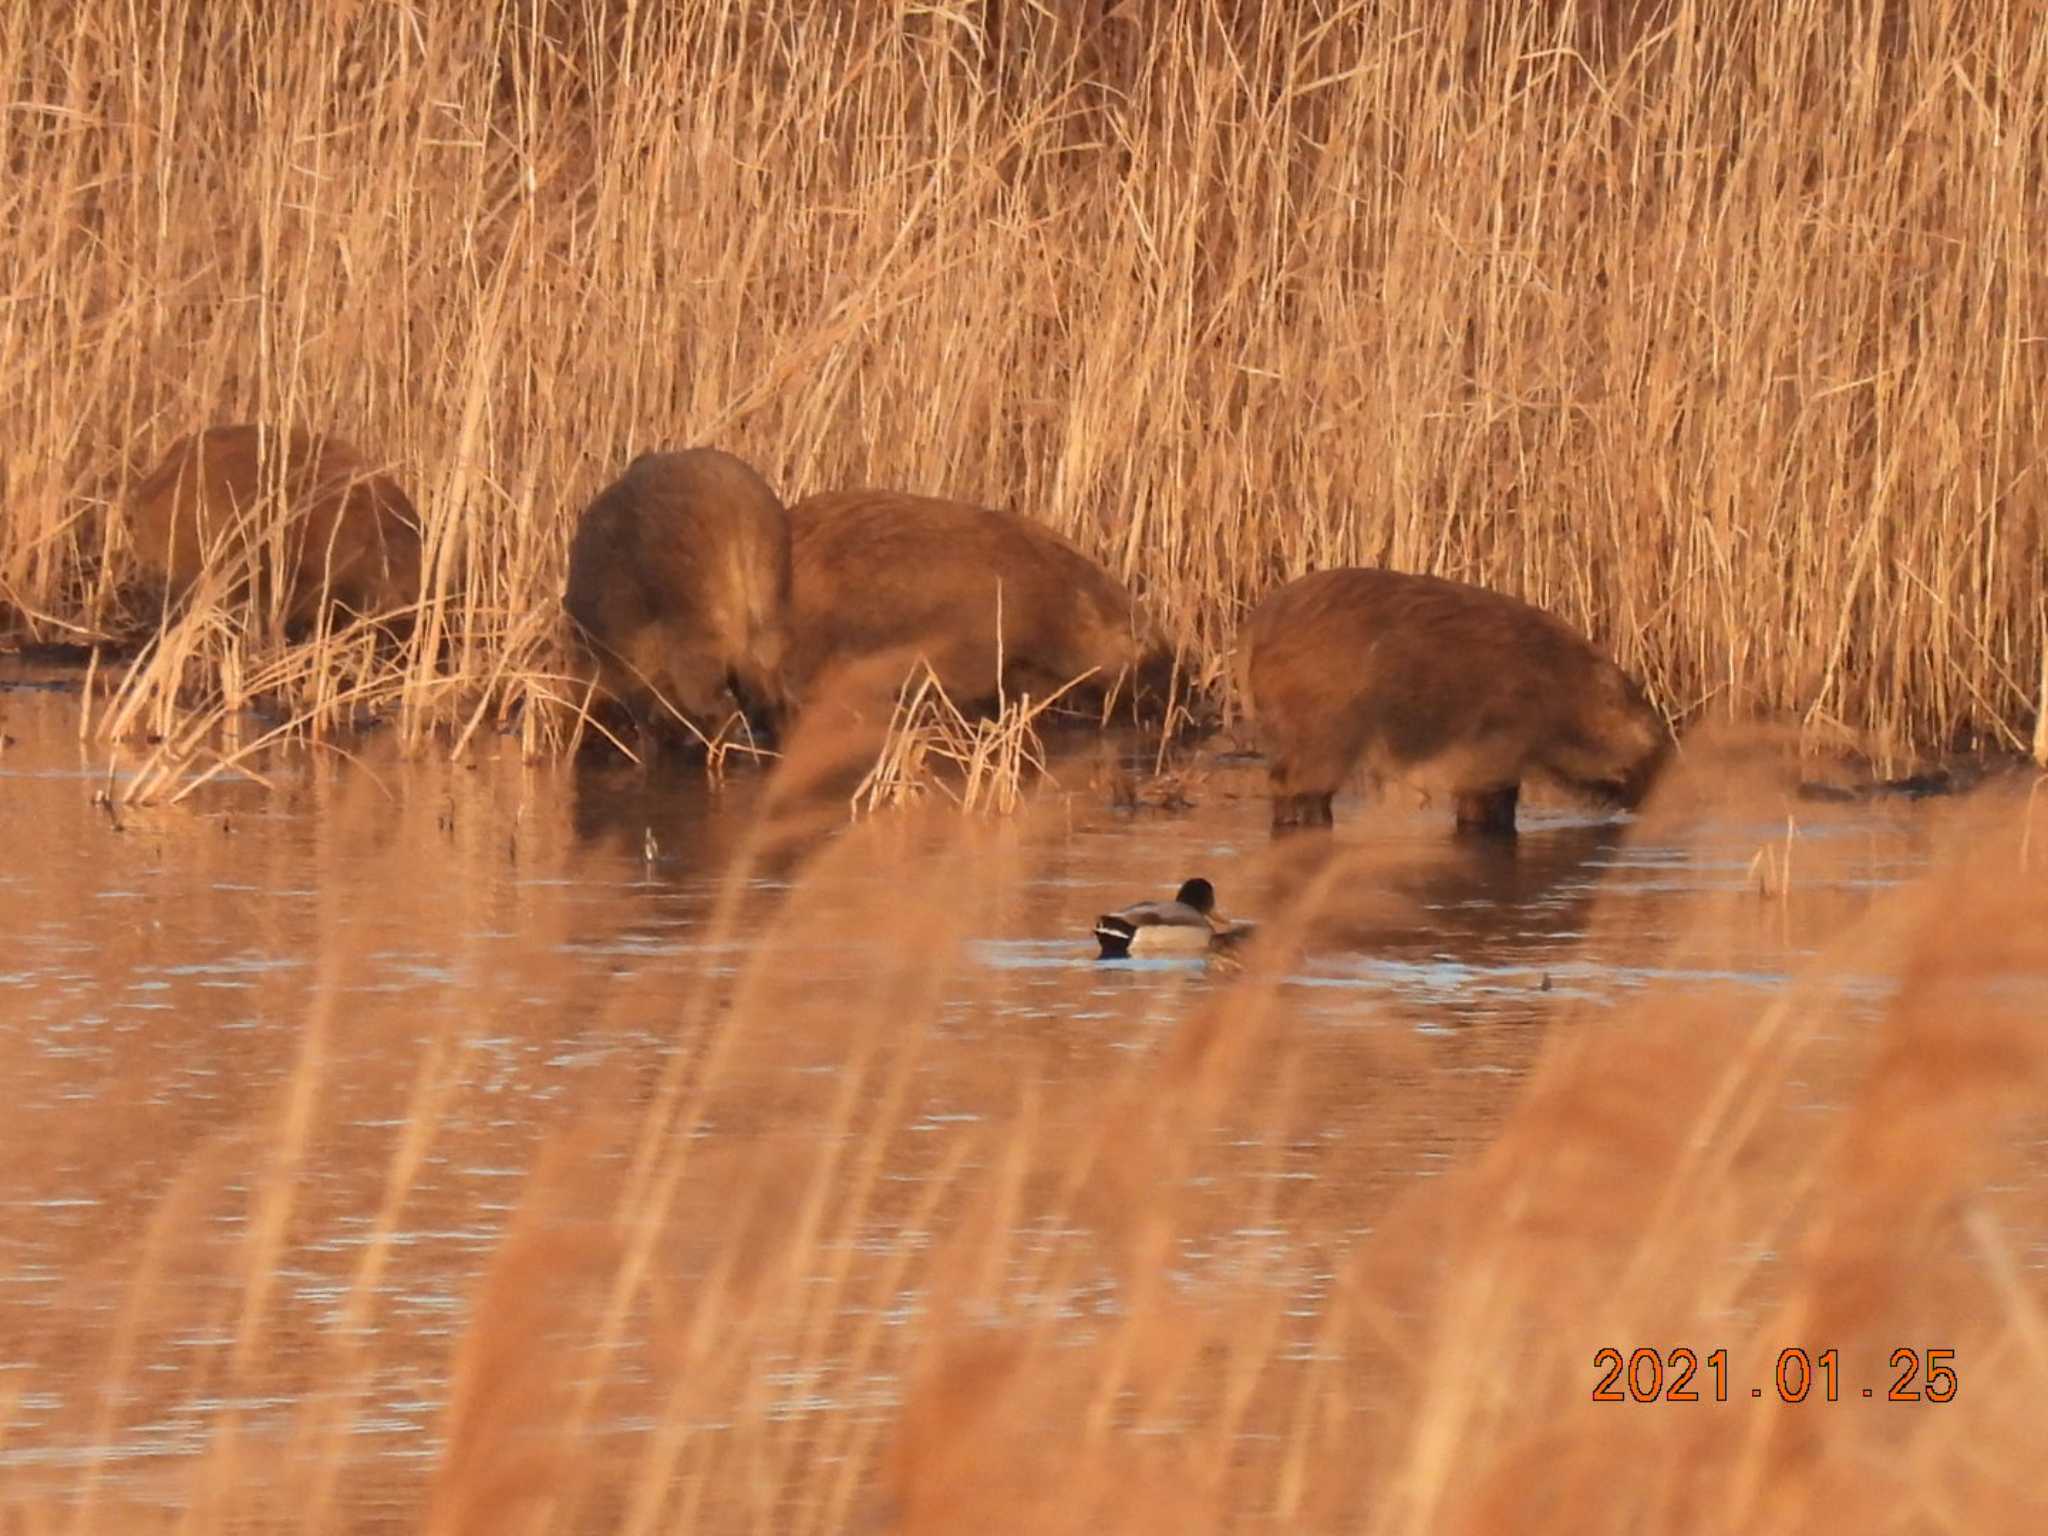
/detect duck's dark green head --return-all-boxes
[1174,877,1216,914]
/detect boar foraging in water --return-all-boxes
[128,424,422,631]
[562,448,793,749]
[1242,567,1670,834]
[785,489,1172,717]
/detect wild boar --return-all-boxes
[785,489,1171,716]
[128,423,422,630]
[1241,567,1669,833]
[562,447,792,748]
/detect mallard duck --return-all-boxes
[1093,877,1249,960]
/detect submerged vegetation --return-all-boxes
[1,0,2043,775]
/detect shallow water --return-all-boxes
[0,677,1985,1524]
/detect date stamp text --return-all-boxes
[1592,1347,1956,1403]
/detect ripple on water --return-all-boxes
[0,683,2002,1516]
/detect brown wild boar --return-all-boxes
[785,489,1171,714]
[1242,567,1669,834]
[562,448,792,748]
[128,424,422,630]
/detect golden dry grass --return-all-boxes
[0,729,2044,1532]
[0,0,2042,780]
[849,661,1097,816]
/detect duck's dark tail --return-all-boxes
[1093,914,1137,960]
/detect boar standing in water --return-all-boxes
[562,448,793,751]
[1242,567,1669,834]
[128,424,422,631]
[785,490,1172,716]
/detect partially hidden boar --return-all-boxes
[1242,567,1670,834]
[785,489,1171,714]
[562,448,793,748]
[128,424,422,630]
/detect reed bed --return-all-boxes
[1,0,2044,769]
[0,737,2044,1532]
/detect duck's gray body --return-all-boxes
[1095,877,1247,960]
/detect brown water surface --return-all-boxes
[0,678,1966,1528]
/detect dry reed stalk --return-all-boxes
[2034,616,2047,769]
[1746,814,1799,899]
[850,662,1085,817]
[291,1027,464,1536]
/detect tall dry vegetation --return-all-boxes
[1,0,2043,760]
[4,743,2047,1532]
